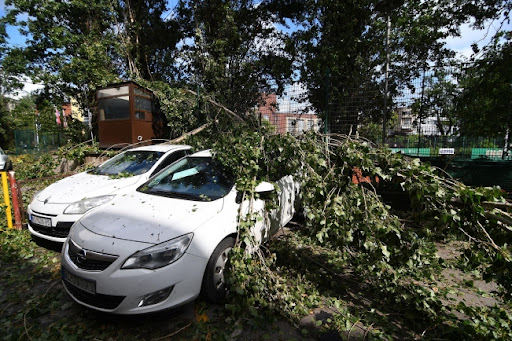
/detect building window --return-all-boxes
[297,119,304,132]
[135,96,153,112]
[135,111,146,120]
[286,118,296,133]
[98,96,130,120]
[97,86,129,98]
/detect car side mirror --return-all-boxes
[235,181,275,204]
[255,181,274,194]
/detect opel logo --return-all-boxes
[76,249,87,264]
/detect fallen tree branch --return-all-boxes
[474,220,512,260]
[169,121,214,143]
[484,211,512,230]
[482,201,512,210]
[184,89,244,122]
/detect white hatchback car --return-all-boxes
[28,144,191,243]
[61,150,298,314]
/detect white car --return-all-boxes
[28,144,191,243]
[0,147,12,171]
[60,150,298,314]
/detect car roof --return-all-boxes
[127,144,191,153]
[189,149,212,158]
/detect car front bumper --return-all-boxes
[27,203,82,243]
[61,226,208,314]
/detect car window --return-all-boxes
[150,149,189,176]
[0,148,4,155]
[90,151,164,176]
[139,157,234,201]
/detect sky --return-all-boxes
[1,0,510,97]
[443,17,511,60]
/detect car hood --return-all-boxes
[35,172,141,204]
[77,191,225,244]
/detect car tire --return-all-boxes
[201,237,235,303]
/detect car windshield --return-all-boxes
[90,151,164,176]
[139,157,235,201]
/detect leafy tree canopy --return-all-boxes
[174,0,294,116]
[455,33,512,137]
[0,0,510,138]
[286,0,511,131]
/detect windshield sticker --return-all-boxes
[171,168,199,181]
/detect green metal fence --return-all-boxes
[14,130,64,155]
[386,136,511,161]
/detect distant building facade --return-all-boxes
[393,106,458,136]
[258,94,321,135]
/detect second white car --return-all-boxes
[28,144,191,243]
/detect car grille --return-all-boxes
[31,210,57,217]
[68,239,119,271]
[31,221,74,238]
[63,280,125,310]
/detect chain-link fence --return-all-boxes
[258,65,510,162]
[258,83,324,136]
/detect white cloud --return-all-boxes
[444,16,511,59]
[5,77,44,99]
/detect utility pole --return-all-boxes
[324,68,330,135]
[383,14,391,144]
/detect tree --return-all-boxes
[116,0,183,82]
[2,0,510,140]
[455,34,512,138]
[288,0,512,135]
[1,0,188,144]
[175,0,294,116]
[3,0,121,101]
[290,0,379,133]
[0,95,13,149]
[411,69,458,136]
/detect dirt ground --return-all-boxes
[1,223,507,340]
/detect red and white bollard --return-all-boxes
[8,171,23,230]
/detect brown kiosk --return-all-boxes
[97,81,166,148]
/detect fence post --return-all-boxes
[1,172,13,229]
[8,172,23,230]
[503,128,509,160]
[324,68,330,135]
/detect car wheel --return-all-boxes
[201,237,235,303]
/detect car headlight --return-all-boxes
[122,233,193,270]
[63,195,115,214]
